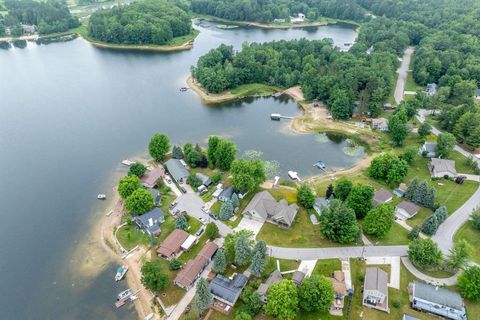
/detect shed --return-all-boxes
[147,188,162,206]
[292,270,305,286]
[420,142,437,158]
[219,186,234,202]
[426,83,438,96]
[313,197,329,215]
[395,201,419,220]
[181,234,197,251]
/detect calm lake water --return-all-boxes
[0,21,359,319]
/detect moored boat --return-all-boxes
[117,288,132,301]
[97,194,106,200]
[115,265,128,281]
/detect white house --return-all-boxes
[395,201,419,220]
[419,142,437,158]
[363,267,389,313]
[428,158,457,178]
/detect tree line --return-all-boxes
[2,0,80,35]
[192,39,398,119]
[88,0,191,45]
[190,0,368,23]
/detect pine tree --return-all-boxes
[404,177,419,201]
[250,251,266,277]
[415,181,429,204]
[212,249,226,274]
[252,240,267,259]
[220,200,234,220]
[421,215,439,235]
[434,205,448,223]
[231,193,240,209]
[326,184,334,199]
[235,235,252,266]
[172,145,184,159]
[423,186,436,209]
[192,278,212,317]
[175,214,188,230]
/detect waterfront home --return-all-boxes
[313,197,329,215]
[329,271,348,315]
[257,270,283,303]
[219,186,235,202]
[243,191,299,228]
[396,201,419,220]
[426,83,438,96]
[292,270,305,287]
[141,167,165,188]
[409,281,467,320]
[174,241,218,290]
[132,207,165,237]
[165,159,189,183]
[419,142,437,158]
[157,229,190,259]
[147,188,161,206]
[373,189,393,206]
[196,172,212,187]
[393,183,408,197]
[290,13,305,24]
[21,24,36,34]
[371,118,389,132]
[210,273,248,313]
[363,267,389,313]
[428,158,457,178]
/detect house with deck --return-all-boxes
[165,159,189,183]
[363,267,389,313]
[329,271,348,315]
[141,167,165,188]
[428,158,457,178]
[132,207,165,237]
[174,241,218,290]
[157,229,190,259]
[409,281,467,320]
[243,191,299,228]
[395,201,419,220]
[210,273,248,313]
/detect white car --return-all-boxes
[199,217,207,225]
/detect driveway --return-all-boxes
[394,47,414,104]
[176,193,233,236]
[366,256,400,289]
[235,217,264,237]
[268,245,408,260]
[298,260,317,277]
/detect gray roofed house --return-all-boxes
[196,172,212,187]
[257,270,283,303]
[373,189,393,206]
[428,158,457,178]
[133,207,165,237]
[219,186,234,202]
[292,270,305,287]
[420,142,437,158]
[165,159,189,183]
[410,281,466,320]
[243,191,299,228]
[396,201,419,220]
[363,267,389,312]
[403,315,419,320]
[313,197,329,215]
[210,273,248,307]
[371,118,389,131]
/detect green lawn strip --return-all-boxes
[415,268,454,279]
[153,257,186,307]
[405,71,423,92]
[230,83,283,98]
[311,259,342,277]
[116,224,150,251]
[454,221,480,264]
[386,71,400,106]
[364,221,411,245]
[268,187,297,204]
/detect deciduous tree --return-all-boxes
[436,133,456,158]
[363,204,395,238]
[205,222,219,240]
[346,184,374,219]
[446,240,470,271]
[118,175,141,199]
[125,188,154,214]
[334,178,352,201]
[320,199,359,244]
[148,133,170,162]
[297,184,315,209]
[231,159,266,192]
[408,238,443,269]
[128,163,146,177]
[140,260,169,292]
[298,275,334,312]
[265,280,298,320]
[458,266,480,301]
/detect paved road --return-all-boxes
[394,47,415,105]
[268,245,408,260]
[417,110,480,254]
[401,257,458,286]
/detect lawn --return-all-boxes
[154,257,186,307]
[230,83,283,98]
[268,187,297,204]
[178,232,209,264]
[405,71,423,92]
[455,220,480,264]
[257,207,359,248]
[311,259,342,277]
[364,221,411,245]
[116,224,150,251]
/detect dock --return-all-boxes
[288,171,302,182]
[313,160,326,171]
[271,113,294,120]
[115,289,140,308]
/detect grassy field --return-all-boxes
[405,71,423,92]
[311,259,342,277]
[455,221,480,264]
[155,257,186,307]
[116,224,150,251]
[230,83,283,98]
[364,221,411,245]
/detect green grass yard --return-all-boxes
[230,83,283,98]
[455,221,480,264]
[116,224,150,251]
[405,71,423,92]
[155,257,186,307]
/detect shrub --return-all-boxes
[169,259,181,270]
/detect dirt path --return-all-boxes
[394,47,414,105]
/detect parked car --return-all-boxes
[180,186,187,194]
[195,227,205,237]
[199,217,207,224]
[165,175,172,184]
[455,175,467,184]
[209,213,218,221]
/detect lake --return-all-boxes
[0,21,359,319]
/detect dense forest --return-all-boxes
[190,0,368,23]
[3,0,80,35]
[87,0,191,45]
[192,39,398,119]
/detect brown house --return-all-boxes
[141,167,165,188]
[157,229,190,259]
[174,241,218,290]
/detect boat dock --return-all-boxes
[115,289,140,308]
[288,171,302,182]
[313,160,327,171]
[271,113,294,120]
